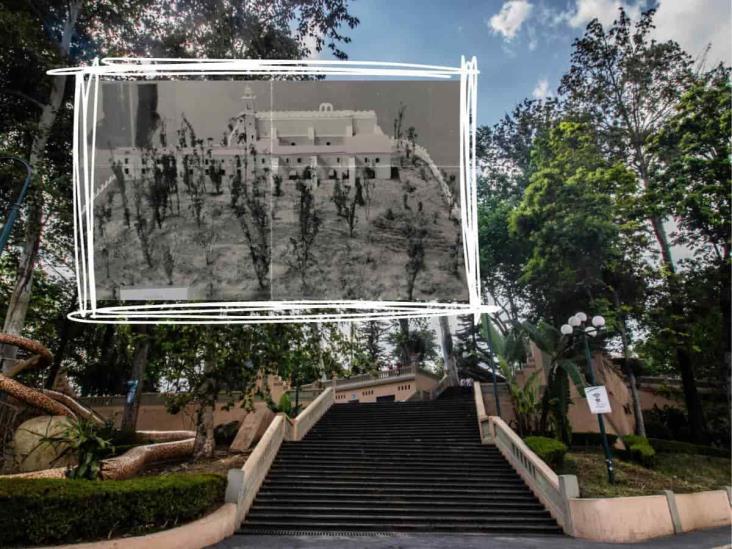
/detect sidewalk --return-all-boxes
[212,526,731,548]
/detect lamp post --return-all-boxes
[561,312,615,484]
[0,156,33,256]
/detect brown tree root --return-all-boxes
[42,389,105,423]
[0,333,196,480]
[1,438,196,480]
[0,374,74,417]
[0,333,52,377]
[100,438,196,480]
[135,430,197,442]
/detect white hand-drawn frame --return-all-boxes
[49,57,491,324]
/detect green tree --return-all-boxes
[653,65,731,398]
[558,8,713,441]
[510,121,636,324]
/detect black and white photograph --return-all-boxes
[92,80,467,303]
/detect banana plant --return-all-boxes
[480,315,587,443]
[520,320,587,444]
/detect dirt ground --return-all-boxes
[559,449,731,498]
[140,447,250,477]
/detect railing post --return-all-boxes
[559,475,579,536]
[225,468,245,506]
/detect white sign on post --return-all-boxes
[584,385,612,414]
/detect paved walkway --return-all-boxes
[212,527,730,548]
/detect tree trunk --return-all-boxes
[1,3,81,372]
[438,316,459,386]
[613,291,646,437]
[193,400,215,460]
[643,170,707,442]
[121,324,151,434]
[720,248,731,408]
[193,351,217,460]
[45,290,79,389]
[398,318,410,366]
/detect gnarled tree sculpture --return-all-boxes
[0,333,195,480]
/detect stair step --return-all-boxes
[262,478,528,494]
[249,505,550,516]
[278,444,498,456]
[246,507,553,524]
[252,499,544,509]
[238,524,563,535]
[255,490,540,502]
[268,465,516,475]
[246,512,555,523]
[264,474,525,485]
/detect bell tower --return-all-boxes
[241,86,257,143]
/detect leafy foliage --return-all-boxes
[42,417,114,480]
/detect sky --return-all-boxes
[324,0,731,127]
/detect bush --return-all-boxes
[571,432,619,448]
[278,393,292,416]
[648,438,730,458]
[524,436,568,468]
[644,405,691,441]
[0,473,226,547]
[621,435,656,468]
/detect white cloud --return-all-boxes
[489,0,534,40]
[532,78,551,99]
[563,0,645,29]
[652,0,731,67]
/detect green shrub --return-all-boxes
[524,436,568,468]
[571,432,619,448]
[621,435,656,468]
[278,393,292,416]
[0,473,226,547]
[648,438,730,458]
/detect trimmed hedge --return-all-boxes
[0,473,226,547]
[524,436,568,468]
[621,435,656,468]
[571,432,619,448]
[648,437,731,458]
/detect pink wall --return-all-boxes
[675,490,732,532]
[569,495,675,542]
[334,372,438,403]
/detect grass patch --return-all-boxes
[556,449,730,498]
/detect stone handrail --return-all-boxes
[335,365,417,386]
[291,386,334,441]
[429,374,450,400]
[226,386,335,524]
[226,413,286,524]
[487,415,578,534]
[473,381,489,441]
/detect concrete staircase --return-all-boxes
[238,386,561,535]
